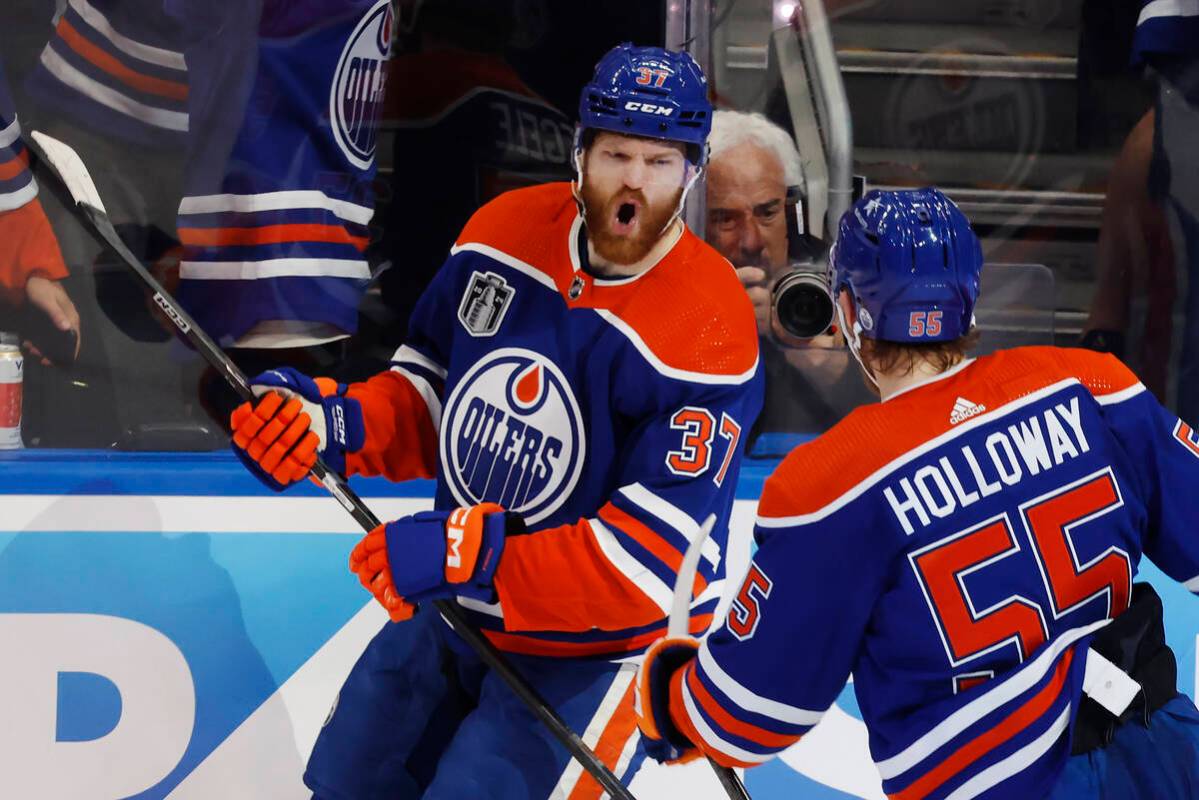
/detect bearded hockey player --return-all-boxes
[229,43,761,799]
[636,188,1199,799]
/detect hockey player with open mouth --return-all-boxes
[636,188,1199,798]
[228,43,762,799]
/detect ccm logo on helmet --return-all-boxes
[624,101,674,116]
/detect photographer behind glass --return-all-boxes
[705,109,872,442]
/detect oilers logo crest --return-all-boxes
[331,0,393,170]
[459,271,514,336]
[440,348,585,524]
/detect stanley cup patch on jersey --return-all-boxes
[458,271,515,337]
[331,0,393,170]
[440,348,585,524]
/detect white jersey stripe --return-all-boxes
[757,377,1143,528]
[613,725,642,780]
[389,366,443,434]
[40,47,188,131]
[179,258,370,281]
[178,191,374,225]
[693,579,725,609]
[680,678,773,764]
[0,178,38,213]
[69,0,188,70]
[1184,573,1199,593]
[392,344,448,380]
[1095,382,1147,406]
[588,519,674,616]
[550,663,637,797]
[593,309,760,386]
[0,118,21,149]
[449,242,558,291]
[875,620,1105,780]
[944,704,1071,800]
[449,242,760,386]
[1138,0,1199,25]
[619,482,721,569]
[698,639,824,726]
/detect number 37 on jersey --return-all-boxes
[665,406,742,486]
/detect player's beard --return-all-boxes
[581,182,683,267]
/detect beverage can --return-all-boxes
[0,342,24,449]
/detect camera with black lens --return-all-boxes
[770,196,835,341]
[772,260,835,340]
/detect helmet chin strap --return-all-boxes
[663,164,701,234]
[837,300,880,390]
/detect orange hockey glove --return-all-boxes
[230,368,364,490]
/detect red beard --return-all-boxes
[580,182,683,266]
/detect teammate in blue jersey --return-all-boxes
[636,188,1199,799]
[174,0,393,348]
[226,44,762,799]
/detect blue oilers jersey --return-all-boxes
[342,181,763,658]
[26,0,189,148]
[173,0,392,344]
[667,347,1199,798]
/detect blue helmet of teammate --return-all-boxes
[577,43,712,165]
[830,188,982,343]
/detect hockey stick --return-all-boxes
[25,130,638,800]
[669,515,752,800]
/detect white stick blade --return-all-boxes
[668,513,717,637]
[29,130,107,214]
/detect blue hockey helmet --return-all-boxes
[830,188,982,343]
[577,43,712,165]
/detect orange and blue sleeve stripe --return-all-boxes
[876,641,1081,800]
[30,0,188,144]
[494,486,725,635]
[668,642,821,768]
[0,88,36,213]
[599,487,721,600]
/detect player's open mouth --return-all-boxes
[612,200,639,235]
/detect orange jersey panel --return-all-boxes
[758,347,1142,519]
[455,182,758,380]
[0,198,69,302]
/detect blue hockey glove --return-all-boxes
[636,636,703,764]
[349,503,515,620]
[230,367,365,491]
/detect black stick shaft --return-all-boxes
[712,758,751,799]
[71,202,637,800]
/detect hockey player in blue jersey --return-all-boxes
[636,188,1199,798]
[227,44,762,799]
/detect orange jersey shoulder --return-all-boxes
[453,181,578,283]
[587,231,759,380]
[758,346,1142,519]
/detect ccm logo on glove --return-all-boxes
[350,503,513,622]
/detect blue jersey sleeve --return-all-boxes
[669,473,897,767]
[1100,384,1199,589]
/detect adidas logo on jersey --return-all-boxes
[950,397,986,425]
